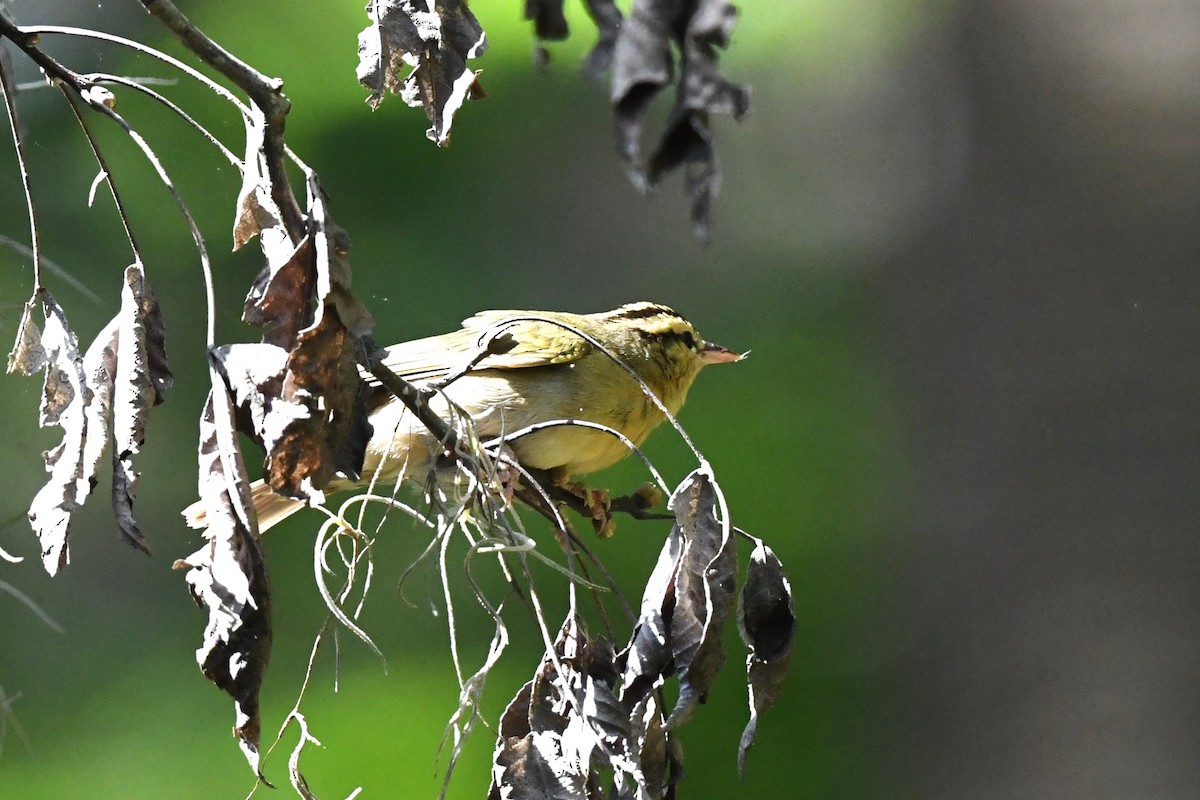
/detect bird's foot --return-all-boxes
[563,481,615,539]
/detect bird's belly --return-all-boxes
[510,423,643,475]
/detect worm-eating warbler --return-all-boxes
[187,302,741,531]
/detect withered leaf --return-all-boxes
[232,105,290,253]
[581,0,623,79]
[619,519,683,709]
[7,296,47,376]
[25,266,171,573]
[27,293,94,575]
[236,173,373,503]
[490,615,626,800]
[736,541,794,776]
[242,234,315,349]
[176,380,272,781]
[356,0,488,146]
[268,306,372,501]
[664,466,736,728]
[304,171,374,339]
[611,0,749,240]
[525,0,569,42]
[110,263,172,553]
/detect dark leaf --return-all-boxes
[525,0,569,42]
[736,541,795,776]
[356,0,488,146]
[175,379,272,782]
[627,695,671,799]
[489,733,588,800]
[27,293,99,575]
[7,296,47,376]
[619,519,684,708]
[611,0,749,239]
[491,615,627,799]
[239,106,315,349]
[581,0,623,79]
[665,465,736,728]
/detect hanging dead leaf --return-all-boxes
[110,263,172,553]
[490,614,630,800]
[664,465,736,728]
[356,0,488,145]
[611,0,749,240]
[175,380,272,782]
[619,519,683,709]
[736,541,795,776]
[242,234,316,349]
[7,296,47,376]
[27,293,98,575]
[580,0,623,79]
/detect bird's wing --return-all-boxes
[365,311,592,385]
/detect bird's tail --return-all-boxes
[181,479,306,533]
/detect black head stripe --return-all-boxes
[608,302,679,321]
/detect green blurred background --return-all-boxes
[1,1,1197,798]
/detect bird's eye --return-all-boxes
[682,331,697,350]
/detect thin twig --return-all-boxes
[58,86,141,260]
[21,25,250,119]
[0,33,42,292]
[139,0,305,240]
[91,73,240,166]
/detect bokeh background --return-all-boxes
[1,0,1198,798]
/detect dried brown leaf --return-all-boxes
[232,106,289,252]
[242,234,315,349]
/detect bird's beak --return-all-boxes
[699,341,746,365]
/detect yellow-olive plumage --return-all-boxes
[188,302,741,531]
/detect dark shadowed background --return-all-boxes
[1,1,1197,798]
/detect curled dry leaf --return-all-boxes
[110,263,172,553]
[232,105,290,253]
[22,266,171,574]
[618,466,736,730]
[490,614,631,800]
[7,297,47,376]
[619,517,683,708]
[176,383,272,781]
[736,541,795,776]
[232,169,373,505]
[611,0,750,240]
[26,293,92,575]
[356,0,488,145]
[266,307,373,500]
[580,0,623,79]
[663,465,736,728]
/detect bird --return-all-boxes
[185,302,742,532]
